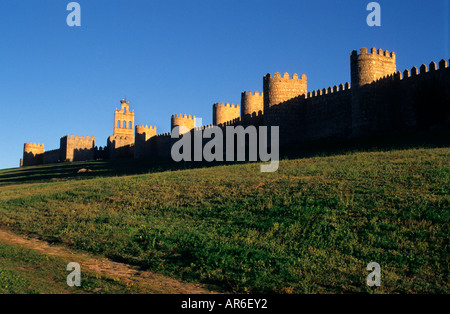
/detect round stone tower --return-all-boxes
[350,47,397,137]
[23,143,44,166]
[212,103,240,125]
[350,47,396,88]
[241,91,264,118]
[171,114,195,134]
[263,72,307,112]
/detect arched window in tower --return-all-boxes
[123,107,126,114]
[117,120,121,129]
[129,121,132,129]
[123,121,127,129]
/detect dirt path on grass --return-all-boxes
[0,228,215,294]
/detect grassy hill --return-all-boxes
[0,136,449,293]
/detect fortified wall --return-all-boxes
[22,134,95,166]
[350,51,450,135]
[21,47,450,167]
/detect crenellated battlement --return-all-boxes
[306,82,351,98]
[367,59,450,84]
[194,124,215,131]
[155,132,172,137]
[399,59,449,80]
[61,134,95,145]
[351,47,396,59]
[220,117,241,126]
[212,103,240,109]
[135,125,157,136]
[242,91,264,97]
[24,143,45,149]
[171,114,196,120]
[136,124,157,130]
[264,72,307,80]
[63,134,96,141]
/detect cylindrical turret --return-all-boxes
[350,47,396,88]
[263,72,307,111]
[241,91,264,117]
[171,114,195,134]
[212,103,240,125]
[23,143,45,166]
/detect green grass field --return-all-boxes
[0,137,449,293]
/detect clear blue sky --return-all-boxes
[0,0,448,169]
